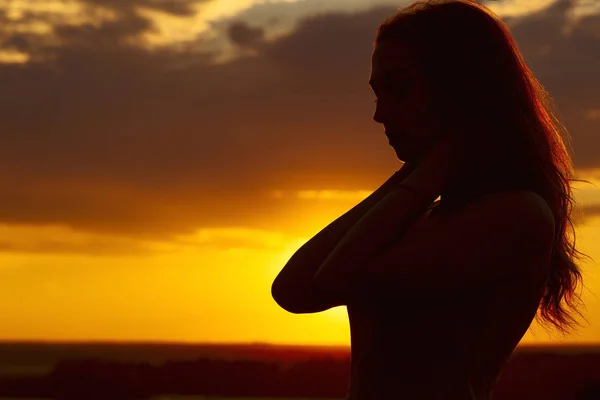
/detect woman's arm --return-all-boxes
[271,163,415,314]
[311,132,463,301]
[310,183,436,301]
[315,191,555,298]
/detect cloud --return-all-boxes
[572,170,600,225]
[172,227,291,251]
[587,108,600,121]
[293,190,372,201]
[573,204,600,226]
[0,0,597,242]
[584,204,600,217]
[227,21,265,49]
[0,223,295,256]
[505,0,600,168]
[0,223,174,256]
[81,0,199,16]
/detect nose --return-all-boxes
[373,101,384,124]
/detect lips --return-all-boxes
[386,132,401,142]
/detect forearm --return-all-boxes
[311,185,436,294]
[271,169,406,301]
[310,134,457,297]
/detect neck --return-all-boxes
[439,183,476,210]
[438,171,502,212]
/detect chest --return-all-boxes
[382,201,453,256]
[345,203,479,339]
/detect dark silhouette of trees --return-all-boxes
[1,346,600,399]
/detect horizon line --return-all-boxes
[1,339,599,348]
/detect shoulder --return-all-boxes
[461,189,555,246]
[471,190,553,225]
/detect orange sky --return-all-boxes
[0,0,599,346]
[1,180,599,345]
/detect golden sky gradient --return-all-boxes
[1,179,599,345]
[0,0,599,346]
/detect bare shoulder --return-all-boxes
[467,189,554,230]
[452,189,556,256]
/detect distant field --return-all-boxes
[0,397,343,400]
[152,398,341,400]
[0,398,343,400]
[0,393,344,400]
[0,398,342,400]
[0,342,350,378]
[153,398,341,400]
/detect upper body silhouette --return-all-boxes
[272,1,587,399]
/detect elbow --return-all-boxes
[271,278,310,314]
[271,277,339,314]
[271,282,297,313]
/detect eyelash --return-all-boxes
[373,81,413,103]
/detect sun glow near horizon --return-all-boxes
[0,173,599,345]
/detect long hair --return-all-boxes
[375,0,591,336]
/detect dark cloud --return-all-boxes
[81,0,200,16]
[0,0,597,243]
[0,236,160,256]
[227,21,265,49]
[506,0,600,167]
[586,204,600,218]
[573,203,600,226]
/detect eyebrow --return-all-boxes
[369,67,412,90]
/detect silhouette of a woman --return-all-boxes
[272,1,588,399]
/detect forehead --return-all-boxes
[370,40,416,76]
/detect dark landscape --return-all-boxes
[1,342,600,399]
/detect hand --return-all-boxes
[392,161,418,183]
[373,162,418,200]
[400,131,467,200]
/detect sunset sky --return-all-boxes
[0,0,599,346]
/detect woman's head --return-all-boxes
[370,39,439,163]
[371,0,530,168]
[372,0,589,336]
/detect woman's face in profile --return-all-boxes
[370,39,440,163]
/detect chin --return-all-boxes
[392,146,412,163]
